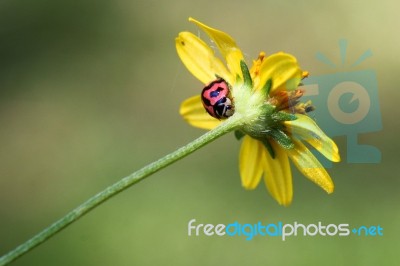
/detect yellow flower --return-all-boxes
[176,18,340,206]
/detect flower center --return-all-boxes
[230,61,314,153]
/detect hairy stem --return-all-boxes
[0,114,244,266]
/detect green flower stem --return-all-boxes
[0,114,244,266]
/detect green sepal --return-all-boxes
[262,79,272,95]
[240,60,253,88]
[260,103,276,117]
[272,112,297,122]
[234,130,245,140]
[269,129,294,150]
[258,138,275,159]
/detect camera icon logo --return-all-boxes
[300,40,382,164]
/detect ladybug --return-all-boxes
[201,78,234,119]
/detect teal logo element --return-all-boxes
[301,39,381,164]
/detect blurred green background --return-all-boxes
[0,0,398,265]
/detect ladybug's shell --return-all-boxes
[201,78,234,119]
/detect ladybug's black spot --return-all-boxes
[209,87,224,98]
[210,90,219,98]
[209,91,218,98]
[180,41,185,46]
[217,97,227,103]
[202,96,211,107]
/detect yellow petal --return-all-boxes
[189,17,244,79]
[239,136,263,190]
[176,32,233,85]
[286,140,334,194]
[249,52,267,89]
[285,114,340,162]
[263,141,293,206]
[180,95,221,130]
[257,52,302,93]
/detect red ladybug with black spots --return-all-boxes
[201,78,234,119]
